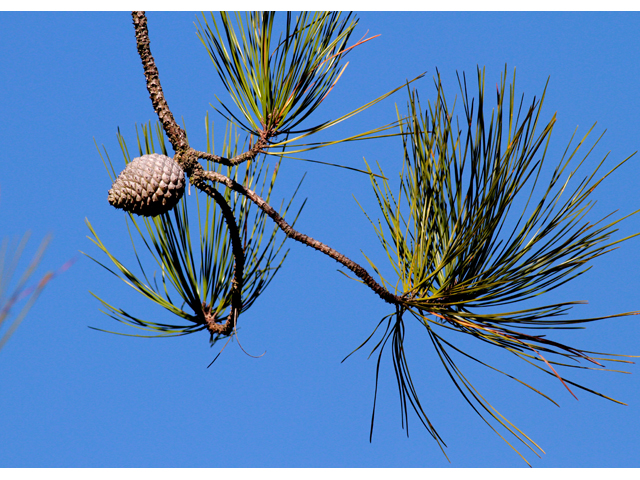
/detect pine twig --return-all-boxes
[192,164,402,306]
[191,179,244,336]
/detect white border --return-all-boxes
[5,1,640,12]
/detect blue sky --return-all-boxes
[1,11,639,468]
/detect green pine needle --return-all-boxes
[352,66,640,465]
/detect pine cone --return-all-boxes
[108,153,185,217]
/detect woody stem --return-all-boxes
[191,165,403,306]
[193,179,244,336]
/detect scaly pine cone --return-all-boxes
[108,153,185,217]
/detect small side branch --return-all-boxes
[192,165,403,306]
[192,179,245,336]
[193,135,270,167]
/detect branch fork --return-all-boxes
[131,11,404,337]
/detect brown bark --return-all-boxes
[131,12,188,154]
[192,180,244,336]
[192,165,404,306]
[192,135,269,167]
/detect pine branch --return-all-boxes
[89,11,639,465]
[191,164,402,306]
